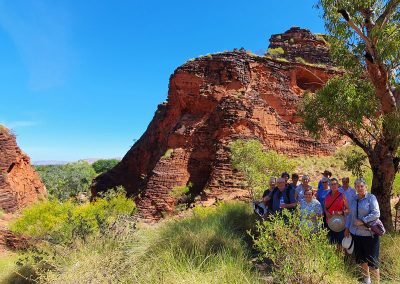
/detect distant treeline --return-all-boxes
[35,159,120,201]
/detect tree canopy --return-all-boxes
[301,0,400,156]
[300,0,400,230]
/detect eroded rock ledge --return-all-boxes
[92,27,341,220]
[0,126,46,213]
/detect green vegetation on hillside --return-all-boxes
[3,201,399,283]
[266,47,284,56]
[35,161,96,201]
[230,139,295,198]
[35,159,121,201]
[92,159,119,174]
[6,202,262,284]
[230,140,400,197]
[254,210,357,283]
[10,189,134,244]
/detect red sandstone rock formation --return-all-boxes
[92,27,341,220]
[0,126,46,213]
[268,27,332,66]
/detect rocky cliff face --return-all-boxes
[0,126,46,213]
[268,27,332,67]
[92,28,341,220]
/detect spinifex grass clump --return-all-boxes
[380,233,400,283]
[253,209,357,284]
[18,202,262,284]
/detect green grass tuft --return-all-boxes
[266,47,284,56]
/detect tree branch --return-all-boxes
[339,127,372,154]
[346,18,374,55]
[376,0,400,29]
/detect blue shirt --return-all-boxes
[300,199,323,219]
[346,193,380,237]
[316,188,330,211]
[295,184,312,201]
[268,186,297,213]
[318,179,330,191]
[338,186,356,202]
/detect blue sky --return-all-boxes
[0,0,325,161]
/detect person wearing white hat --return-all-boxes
[345,179,381,284]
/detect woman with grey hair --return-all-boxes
[345,179,381,284]
[295,175,312,201]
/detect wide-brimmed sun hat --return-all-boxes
[322,170,332,177]
[327,215,345,232]
[342,235,354,254]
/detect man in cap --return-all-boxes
[318,170,332,191]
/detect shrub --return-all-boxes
[35,161,97,201]
[161,148,174,159]
[230,139,295,198]
[253,209,357,283]
[266,47,284,56]
[91,159,120,174]
[315,33,329,45]
[171,182,192,198]
[295,57,307,64]
[9,189,135,244]
[335,145,369,178]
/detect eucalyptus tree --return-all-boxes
[301,0,400,230]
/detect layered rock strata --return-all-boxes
[0,126,46,213]
[92,28,341,220]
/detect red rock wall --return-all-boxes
[92,28,342,220]
[0,126,46,213]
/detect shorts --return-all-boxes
[328,229,344,244]
[351,234,380,269]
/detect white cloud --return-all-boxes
[0,120,39,129]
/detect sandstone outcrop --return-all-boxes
[268,27,332,67]
[92,27,341,220]
[0,126,46,213]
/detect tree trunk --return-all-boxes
[369,145,397,232]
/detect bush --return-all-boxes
[171,182,192,198]
[230,139,295,198]
[35,161,97,201]
[253,209,357,283]
[9,189,135,244]
[91,159,120,174]
[19,202,262,284]
[295,57,307,64]
[335,145,400,196]
[266,47,284,56]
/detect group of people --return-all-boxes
[253,170,382,284]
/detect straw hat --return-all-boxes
[327,215,345,232]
